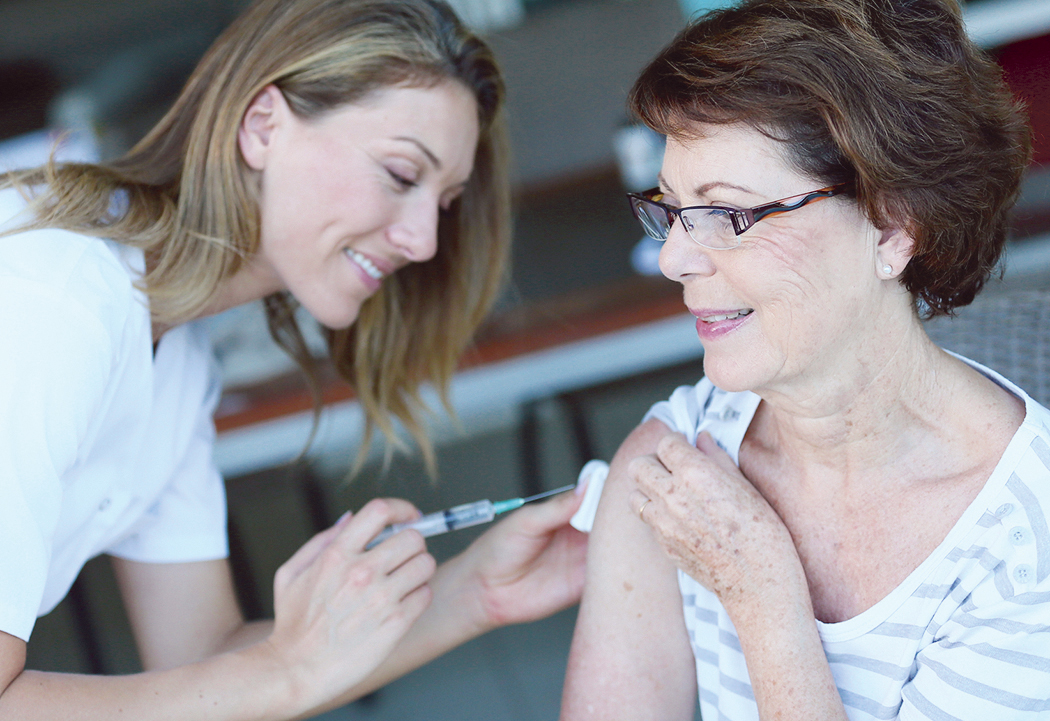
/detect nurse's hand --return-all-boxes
[458,486,588,630]
[265,498,435,707]
[627,432,803,618]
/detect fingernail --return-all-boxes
[337,510,352,525]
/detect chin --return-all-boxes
[702,352,766,393]
[307,301,362,331]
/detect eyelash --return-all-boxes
[388,169,418,189]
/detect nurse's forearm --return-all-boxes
[0,643,301,721]
[215,619,275,656]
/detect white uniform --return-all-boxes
[0,188,228,642]
[643,359,1050,720]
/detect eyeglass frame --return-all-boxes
[627,183,851,249]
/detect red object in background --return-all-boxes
[998,32,1050,167]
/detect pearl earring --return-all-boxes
[882,264,893,275]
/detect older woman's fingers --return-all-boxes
[695,431,741,475]
[627,453,671,497]
[655,432,711,473]
[627,489,657,525]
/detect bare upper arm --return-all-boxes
[561,418,697,721]
[110,556,244,671]
[0,631,26,701]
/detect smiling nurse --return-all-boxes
[0,1,586,719]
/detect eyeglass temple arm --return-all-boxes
[743,187,840,233]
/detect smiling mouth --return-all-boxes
[701,309,754,323]
[344,249,384,280]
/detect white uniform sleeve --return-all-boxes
[0,277,119,641]
[107,324,228,564]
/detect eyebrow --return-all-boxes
[394,136,442,170]
[657,175,757,200]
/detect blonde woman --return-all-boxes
[0,0,586,717]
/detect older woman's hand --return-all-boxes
[627,431,803,617]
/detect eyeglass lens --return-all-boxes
[630,196,672,240]
[630,196,739,249]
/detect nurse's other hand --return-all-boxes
[267,498,435,706]
[627,432,801,615]
[459,486,587,631]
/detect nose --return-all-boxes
[658,220,717,282]
[387,198,440,263]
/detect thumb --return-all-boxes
[696,431,739,474]
[511,488,584,535]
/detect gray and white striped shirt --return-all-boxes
[644,358,1050,720]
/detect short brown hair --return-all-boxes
[630,0,1031,316]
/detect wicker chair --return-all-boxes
[924,289,1050,407]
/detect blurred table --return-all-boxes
[213,275,703,478]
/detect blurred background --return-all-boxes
[2,0,1050,718]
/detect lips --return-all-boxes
[690,306,754,340]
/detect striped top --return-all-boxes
[643,358,1050,720]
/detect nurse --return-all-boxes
[0,0,586,718]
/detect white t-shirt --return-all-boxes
[643,359,1050,720]
[0,188,229,642]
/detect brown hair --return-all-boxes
[630,0,1031,316]
[3,0,510,469]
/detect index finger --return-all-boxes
[339,497,422,551]
[655,432,711,472]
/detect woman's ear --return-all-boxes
[875,223,916,280]
[237,85,284,171]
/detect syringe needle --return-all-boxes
[366,484,578,549]
[519,484,577,504]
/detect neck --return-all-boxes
[751,306,956,481]
[203,255,284,317]
[152,255,283,342]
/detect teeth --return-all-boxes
[345,249,383,280]
[702,309,753,323]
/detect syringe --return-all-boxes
[365,484,575,549]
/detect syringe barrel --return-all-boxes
[441,499,496,531]
[366,500,495,549]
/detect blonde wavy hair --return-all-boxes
[3,0,510,470]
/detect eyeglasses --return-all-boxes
[627,183,849,250]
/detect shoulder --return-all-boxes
[941,421,1050,615]
[0,191,144,347]
[642,376,714,432]
[912,455,1050,718]
[1001,397,1050,507]
[643,375,758,451]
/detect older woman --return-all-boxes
[563,0,1048,719]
